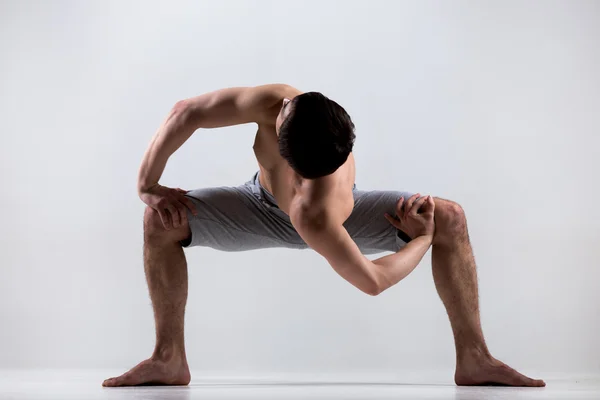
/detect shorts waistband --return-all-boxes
[254,170,279,208]
[250,170,357,208]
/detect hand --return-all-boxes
[384,193,435,240]
[139,184,198,230]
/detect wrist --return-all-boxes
[138,182,159,195]
[417,233,434,245]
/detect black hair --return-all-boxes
[278,92,355,179]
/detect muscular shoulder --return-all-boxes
[289,178,349,228]
[253,83,301,100]
[180,83,302,129]
[250,83,302,125]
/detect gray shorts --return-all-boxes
[180,171,414,254]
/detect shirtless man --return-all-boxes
[102,84,545,387]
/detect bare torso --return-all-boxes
[251,86,355,223]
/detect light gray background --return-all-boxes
[1,0,598,382]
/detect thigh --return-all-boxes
[344,189,415,254]
[180,181,307,251]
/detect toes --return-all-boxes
[102,372,136,387]
[515,371,542,387]
[102,377,118,387]
[102,357,190,387]
[500,364,545,387]
[522,377,545,387]
[455,358,546,387]
[113,372,139,387]
[102,361,160,387]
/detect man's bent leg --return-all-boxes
[431,198,545,387]
[102,206,191,387]
[102,173,305,387]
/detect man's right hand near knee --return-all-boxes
[139,184,198,230]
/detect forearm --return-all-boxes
[137,102,196,193]
[372,234,433,293]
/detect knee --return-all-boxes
[144,206,166,242]
[433,198,467,243]
[143,206,190,244]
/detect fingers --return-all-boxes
[177,194,198,216]
[157,208,172,230]
[152,186,198,230]
[405,193,420,215]
[384,212,402,230]
[396,196,405,218]
[174,192,196,226]
[157,202,189,230]
[411,195,430,216]
[165,204,180,228]
[384,196,405,229]
[176,203,188,227]
[169,202,189,229]
[419,195,435,214]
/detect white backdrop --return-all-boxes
[1,0,599,381]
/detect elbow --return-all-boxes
[170,100,193,122]
[172,99,189,113]
[365,264,390,296]
[364,281,383,296]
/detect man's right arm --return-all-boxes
[137,84,290,193]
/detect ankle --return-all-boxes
[152,343,186,363]
[456,343,492,364]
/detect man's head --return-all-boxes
[275,92,355,179]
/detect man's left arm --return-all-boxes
[292,209,382,296]
[293,208,432,296]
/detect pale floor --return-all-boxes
[1,370,599,400]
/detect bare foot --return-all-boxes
[102,354,190,387]
[455,351,545,387]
